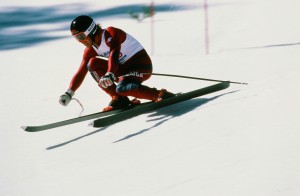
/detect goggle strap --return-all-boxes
[84,20,96,36]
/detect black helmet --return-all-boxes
[70,15,98,39]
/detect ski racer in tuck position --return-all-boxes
[59,15,175,111]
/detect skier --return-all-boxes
[59,15,174,111]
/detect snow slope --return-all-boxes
[1,0,300,195]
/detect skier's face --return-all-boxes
[79,37,93,47]
[72,31,93,47]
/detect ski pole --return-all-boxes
[121,72,248,85]
[71,98,85,116]
[145,72,248,85]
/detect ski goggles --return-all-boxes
[72,21,96,41]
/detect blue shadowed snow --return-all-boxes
[0,3,199,50]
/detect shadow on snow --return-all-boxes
[113,91,236,143]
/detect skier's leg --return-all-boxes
[116,77,175,102]
[88,57,131,110]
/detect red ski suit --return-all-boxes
[68,26,157,100]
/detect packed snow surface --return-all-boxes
[1,0,299,195]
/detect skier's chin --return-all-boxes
[83,43,92,47]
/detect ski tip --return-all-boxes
[21,126,35,132]
[21,126,27,131]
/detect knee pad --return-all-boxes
[116,82,140,94]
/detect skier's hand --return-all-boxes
[99,72,116,88]
[59,89,74,106]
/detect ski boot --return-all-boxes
[155,89,176,102]
[103,96,131,111]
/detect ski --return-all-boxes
[89,82,230,128]
[22,102,150,132]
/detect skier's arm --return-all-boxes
[68,61,88,92]
[59,48,95,106]
[106,27,126,74]
[68,47,96,92]
[59,57,88,106]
